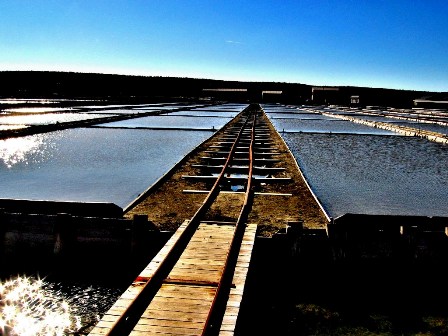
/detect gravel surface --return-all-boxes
[125,104,330,237]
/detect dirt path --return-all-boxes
[124,104,329,237]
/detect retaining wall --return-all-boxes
[2,208,448,277]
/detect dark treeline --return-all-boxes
[0,71,445,108]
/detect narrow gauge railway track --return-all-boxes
[90,106,282,335]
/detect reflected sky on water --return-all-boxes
[334,114,448,136]
[269,116,398,135]
[383,120,448,135]
[0,275,124,336]
[0,113,117,125]
[3,107,76,113]
[284,132,448,218]
[263,104,448,218]
[0,128,210,208]
[0,124,28,131]
[165,110,237,117]
[97,114,231,130]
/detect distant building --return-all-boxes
[350,95,360,105]
[311,87,341,105]
[202,88,248,101]
[261,90,282,102]
[413,99,448,109]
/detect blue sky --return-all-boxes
[0,0,447,92]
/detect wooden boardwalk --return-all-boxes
[88,104,329,335]
[89,221,257,335]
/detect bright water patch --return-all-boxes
[82,109,143,115]
[4,107,76,113]
[337,114,448,135]
[192,106,246,112]
[0,128,210,208]
[0,113,117,126]
[270,117,398,135]
[76,104,141,109]
[0,125,28,131]
[347,114,410,122]
[391,121,448,135]
[268,113,334,120]
[131,104,206,110]
[284,133,448,218]
[0,99,58,105]
[132,104,198,110]
[0,275,122,336]
[167,111,237,117]
[97,115,231,130]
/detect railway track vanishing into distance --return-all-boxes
[90,104,285,335]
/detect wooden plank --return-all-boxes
[155,284,216,299]
[174,258,231,266]
[141,295,214,308]
[131,324,204,335]
[219,223,257,335]
[91,220,255,336]
[129,222,236,334]
[140,300,212,313]
[130,325,203,336]
[219,331,235,336]
[167,271,223,284]
[133,283,217,334]
[140,309,208,323]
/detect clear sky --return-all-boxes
[1,0,447,92]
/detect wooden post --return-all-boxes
[286,220,303,258]
[53,213,76,260]
[401,225,420,261]
[131,214,148,257]
[0,209,5,263]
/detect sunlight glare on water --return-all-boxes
[0,136,48,169]
[0,276,81,336]
[4,107,74,113]
[0,125,27,131]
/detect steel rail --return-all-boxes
[201,112,258,335]
[103,108,254,336]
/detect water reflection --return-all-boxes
[0,128,210,207]
[0,113,117,126]
[0,125,27,131]
[0,275,122,336]
[284,133,448,218]
[98,115,231,130]
[0,135,52,169]
[0,276,78,336]
[4,107,75,113]
[269,115,398,135]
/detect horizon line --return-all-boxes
[0,69,445,94]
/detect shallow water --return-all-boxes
[0,274,124,336]
[283,132,448,218]
[0,112,117,125]
[269,116,398,135]
[316,107,448,131]
[267,112,333,120]
[167,110,237,117]
[391,121,448,135]
[97,114,231,130]
[82,108,143,115]
[0,127,210,208]
[3,107,76,113]
[193,105,247,112]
